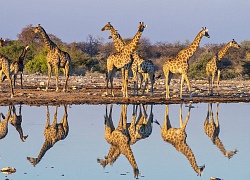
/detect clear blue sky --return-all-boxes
[1,0,249,46]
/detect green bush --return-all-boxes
[25,54,47,74]
[188,53,214,79]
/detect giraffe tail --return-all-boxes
[197,164,205,176]
[27,157,38,167]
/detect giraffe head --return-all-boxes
[25,44,30,51]
[33,24,42,34]
[201,27,210,38]
[138,22,147,32]
[230,39,241,48]
[101,22,113,31]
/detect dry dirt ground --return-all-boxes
[1,73,250,106]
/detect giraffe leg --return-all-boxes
[164,69,170,99]
[55,67,59,92]
[132,70,138,96]
[216,70,221,94]
[180,74,185,100]
[20,72,23,89]
[63,64,70,92]
[142,74,148,96]
[5,72,14,98]
[207,75,211,95]
[46,64,52,91]
[110,69,116,97]
[46,106,50,128]
[52,106,58,127]
[183,73,192,100]
[211,72,215,96]
[123,69,129,98]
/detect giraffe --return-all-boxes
[27,104,69,166]
[163,27,210,99]
[0,54,14,98]
[104,22,147,97]
[156,104,205,176]
[2,45,30,88]
[9,105,28,142]
[11,45,30,89]
[204,103,237,159]
[206,39,241,95]
[0,106,11,140]
[97,104,140,178]
[102,22,155,96]
[33,24,71,92]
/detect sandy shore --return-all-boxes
[0,73,250,106]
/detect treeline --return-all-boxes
[1,24,250,80]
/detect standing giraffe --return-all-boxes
[163,27,210,99]
[33,24,71,92]
[27,105,69,166]
[206,39,241,95]
[11,45,30,89]
[97,104,140,178]
[3,45,30,89]
[9,105,28,142]
[101,22,155,96]
[105,22,147,97]
[0,54,14,98]
[0,106,11,140]
[156,104,205,176]
[204,103,237,158]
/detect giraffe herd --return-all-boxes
[0,23,241,99]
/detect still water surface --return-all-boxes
[0,103,249,180]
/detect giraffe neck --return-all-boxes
[109,27,126,51]
[122,30,142,55]
[180,30,204,60]
[180,143,201,175]
[18,47,28,62]
[39,26,57,50]
[35,140,53,165]
[217,42,231,60]
[214,137,227,156]
[123,145,139,177]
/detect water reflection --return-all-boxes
[98,104,154,178]
[9,105,28,142]
[27,104,69,166]
[0,106,11,139]
[204,103,237,158]
[157,104,205,176]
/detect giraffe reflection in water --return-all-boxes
[27,105,69,166]
[0,106,11,139]
[204,103,237,158]
[0,105,28,141]
[9,105,28,142]
[157,104,205,176]
[97,104,154,179]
